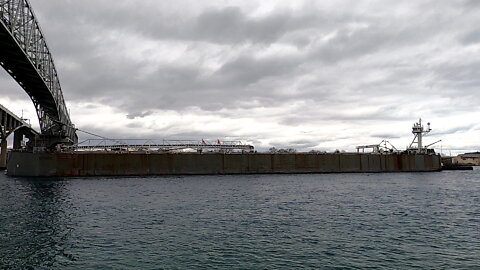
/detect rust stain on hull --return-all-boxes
[6,152,442,177]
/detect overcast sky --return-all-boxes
[1,0,480,153]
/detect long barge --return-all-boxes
[6,151,441,177]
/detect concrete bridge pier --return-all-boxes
[13,126,36,150]
[0,137,6,169]
[0,128,37,170]
[1,104,39,170]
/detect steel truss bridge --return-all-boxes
[0,0,77,148]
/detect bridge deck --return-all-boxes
[0,103,34,137]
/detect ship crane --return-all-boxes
[356,140,398,153]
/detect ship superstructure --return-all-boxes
[407,119,441,154]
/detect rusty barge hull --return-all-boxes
[6,152,442,177]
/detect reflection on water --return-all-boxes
[0,171,479,269]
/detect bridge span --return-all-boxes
[0,103,37,168]
[0,0,77,148]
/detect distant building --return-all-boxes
[453,152,480,166]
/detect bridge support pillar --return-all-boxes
[13,129,23,149]
[13,127,37,150]
[0,137,7,169]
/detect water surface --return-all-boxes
[1,170,479,269]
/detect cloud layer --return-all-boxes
[1,0,479,153]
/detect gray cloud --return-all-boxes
[461,29,480,45]
[126,111,153,120]
[370,133,402,139]
[435,124,474,136]
[1,0,479,152]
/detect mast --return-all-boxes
[410,119,431,153]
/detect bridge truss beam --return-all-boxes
[0,0,77,147]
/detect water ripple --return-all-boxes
[1,170,479,269]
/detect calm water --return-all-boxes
[0,170,479,269]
